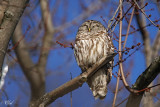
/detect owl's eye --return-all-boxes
[84,25,88,28]
[78,25,88,31]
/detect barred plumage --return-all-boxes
[74,20,114,99]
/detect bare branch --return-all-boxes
[107,1,122,31]
[126,56,160,107]
[133,0,159,28]
[12,22,45,104]
[112,69,120,107]
[135,1,154,106]
[123,6,135,49]
[31,53,117,107]
[112,1,123,106]
[135,4,151,67]
[38,0,55,70]
[115,97,129,107]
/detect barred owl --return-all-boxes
[74,20,114,99]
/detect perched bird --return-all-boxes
[74,20,114,99]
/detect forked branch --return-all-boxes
[126,56,160,107]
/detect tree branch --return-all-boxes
[0,0,9,24]
[112,1,123,106]
[135,7,151,67]
[31,53,117,107]
[36,0,55,84]
[126,56,160,107]
[12,22,46,104]
[135,1,155,106]
[13,0,56,105]
[152,31,160,59]
[0,0,29,78]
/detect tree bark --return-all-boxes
[0,0,29,78]
[126,56,160,107]
[31,53,117,107]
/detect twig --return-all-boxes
[113,1,146,104]
[122,19,160,36]
[116,84,160,107]
[112,1,123,106]
[123,6,135,49]
[11,25,30,50]
[70,72,72,107]
[112,69,120,107]
[133,0,160,29]
[56,41,74,49]
[109,4,134,33]
[115,97,129,107]
[137,83,160,93]
[107,2,122,31]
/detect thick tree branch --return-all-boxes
[36,0,55,84]
[13,0,56,105]
[135,1,158,106]
[0,0,9,24]
[126,56,160,107]
[135,8,151,67]
[152,31,160,59]
[12,22,45,104]
[31,53,117,107]
[0,0,29,78]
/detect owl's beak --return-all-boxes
[88,28,91,32]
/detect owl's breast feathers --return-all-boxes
[74,34,113,72]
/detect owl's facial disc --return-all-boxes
[77,20,106,36]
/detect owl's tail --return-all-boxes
[87,68,111,100]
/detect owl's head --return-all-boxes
[77,20,106,36]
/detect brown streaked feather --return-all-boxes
[74,20,114,99]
